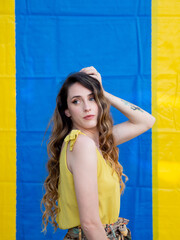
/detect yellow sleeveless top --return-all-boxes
[56,129,120,229]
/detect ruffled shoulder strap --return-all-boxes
[64,129,86,151]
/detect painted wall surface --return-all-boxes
[15,1,151,239]
[1,0,179,239]
[152,0,180,239]
[0,1,16,240]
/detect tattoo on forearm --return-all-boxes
[120,99,144,113]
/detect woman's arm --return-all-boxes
[79,66,156,145]
[104,90,155,126]
[69,134,108,239]
[104,90,156,145]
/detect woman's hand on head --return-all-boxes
[79,66,103,88]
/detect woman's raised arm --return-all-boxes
[79,66,156,146]
[104,90,156,145]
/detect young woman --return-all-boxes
[41,66,156,239]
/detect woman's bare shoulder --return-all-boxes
[67,134,97,173]
[73,133,95,151]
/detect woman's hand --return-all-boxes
[79,66,103,87]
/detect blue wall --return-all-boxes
[16,1,152,239]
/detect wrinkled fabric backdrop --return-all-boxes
[0,0,180,239]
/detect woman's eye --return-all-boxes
[89,97,95,101]
[72,99,79,104]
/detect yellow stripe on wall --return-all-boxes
[152,0,180,239]
[0,1,16,240]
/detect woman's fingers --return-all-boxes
[80,66,97,73]
[79,66,102,86]
[80,68,98,77]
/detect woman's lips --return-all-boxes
[83,115,95,120]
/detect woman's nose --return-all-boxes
[83,102,91,112]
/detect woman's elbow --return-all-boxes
[148,116,156,128]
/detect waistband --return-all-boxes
[103,217,129,236]
[65,217,131,240]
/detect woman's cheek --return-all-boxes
[73,108,80,117]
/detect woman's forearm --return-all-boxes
[81,221,108,240]
[104,90,156,127]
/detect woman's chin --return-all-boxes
[81,122,98,130]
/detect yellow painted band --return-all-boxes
[0,1,16,240]
[152,0,180,239]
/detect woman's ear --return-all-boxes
[65,109,71,117]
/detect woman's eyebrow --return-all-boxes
[71,92,93,100]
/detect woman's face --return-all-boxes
[65,82,99,131]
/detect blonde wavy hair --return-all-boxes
[40,71,128,233]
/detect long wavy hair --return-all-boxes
[40,71,128,233]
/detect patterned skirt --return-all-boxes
[63,217,132,240]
